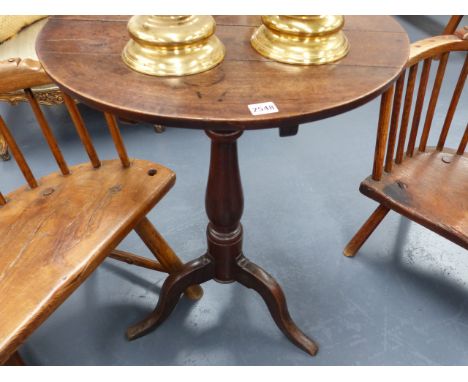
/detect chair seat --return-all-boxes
[360,150,468,250]
[0,159,175,362]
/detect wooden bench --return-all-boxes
[0,59,202,365]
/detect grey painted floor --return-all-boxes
[1,16,467,365]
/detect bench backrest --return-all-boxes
[0,57,130,205]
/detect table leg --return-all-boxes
[127,255,214,340]
[235,256,318,356]
[126,129,318,356]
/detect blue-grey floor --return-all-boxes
[1,16,467,365]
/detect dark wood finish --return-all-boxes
[36,16,409,357]
[127,255,215,341]
[36,16,409,131]
[345,31,468,257]
[127,130,318,356]
[279,125,299,137]
[134,217,204,301]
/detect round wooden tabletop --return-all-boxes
[36,16,409,130]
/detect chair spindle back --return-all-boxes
[372,31,468,181]
[0,62,131,203]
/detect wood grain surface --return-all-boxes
[344,30,468,257]
[36,16,409,130]
[361,150,468,250]
[0,159,175,363]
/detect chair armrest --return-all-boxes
[407,32,468,67]
[0,57,52,94]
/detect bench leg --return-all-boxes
[3,351,25,366]
[134,217,204,301]
[0,131,10,161]
[344,204,390,257]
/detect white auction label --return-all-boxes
[248,102,279,116]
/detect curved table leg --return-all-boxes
[127,129,318,357]
[126,255,214,340]
[235,256,319,356]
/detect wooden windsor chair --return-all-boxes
[344,28,468,258]
[0,59,202,365]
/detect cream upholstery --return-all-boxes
[0,17,59,105]
[0,17,48,60]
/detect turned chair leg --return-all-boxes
[344,204,390,257]
[0,131,10,161]
[2,351,25,366]
[134,217,204,301]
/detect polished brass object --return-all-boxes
[251,16,350,65]
[122,16,225,76]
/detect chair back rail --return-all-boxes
[25,88,70,175]
[395,64,418,164]
[384,73,405,173]
[443,16,464,35]
[458,124,468,155]
[407,58,432,157]
[371,30,468,181]
[0,59,132,203]
[437,55,468,150]
[104,112,131,168]
[418,52,450,152]
[62,92,101,169]
[0,115,38,188]
[0,58,51,94]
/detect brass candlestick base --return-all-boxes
[122,16,225,76]
[251,16,350,65]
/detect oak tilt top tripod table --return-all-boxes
[36,15,409,356]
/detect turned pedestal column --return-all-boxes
[126,130,318,356]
